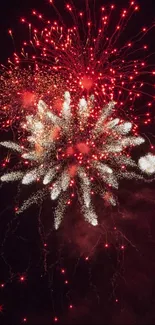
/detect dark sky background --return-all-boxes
[0,0,155,324]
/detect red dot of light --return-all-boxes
[54,317,58,322]
[76,142,90,154]
[22,92,35,108]
[68,164,77,177]
[80,75,93,90]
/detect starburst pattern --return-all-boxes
[0,92,145,229]
[1,1,155,132]
[138,153,155,174]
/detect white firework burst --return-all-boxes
[0,92,146,228]
[138,153,155,174]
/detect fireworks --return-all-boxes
[138,154,155,174]
[0,0,155,130]
[0,92,146,229]
[0,68,65,129]
[22,0,155,109]
[0,0,155,229]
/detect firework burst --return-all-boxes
[0,92,146,229]
[0,0,155,130]
[0,0,155,229]
[16,1,155,107]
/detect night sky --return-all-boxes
[0,0,155,324]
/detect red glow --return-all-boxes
[22,92,35,107]
[20,276,25,282]
[50,126,61,140]
[68,164,77,177]
[53,97,63,112]
[66,146,74,156]
[80,75,93,90]
[76,143,90,154]
[54,317,58,322]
